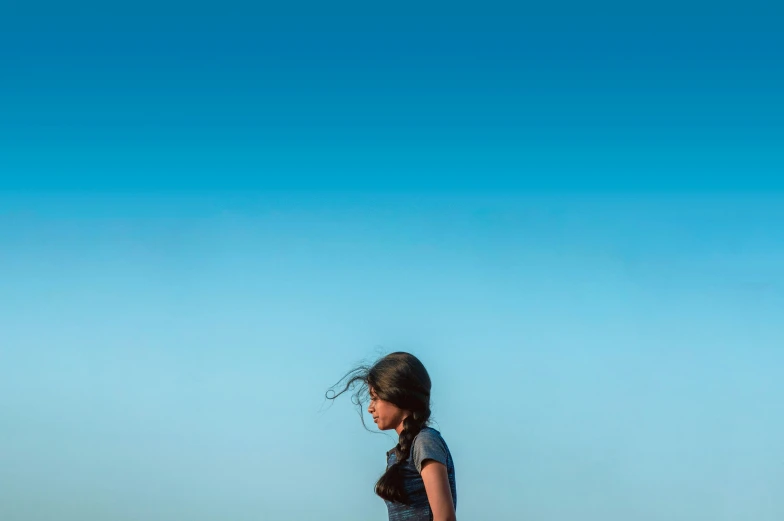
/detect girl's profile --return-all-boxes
[327,352,457,521]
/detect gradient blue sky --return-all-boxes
[2,2,783,192]
[1,3,783,521]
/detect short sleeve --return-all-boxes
[411,429,448,473]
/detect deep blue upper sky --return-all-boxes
[1,2,782,191]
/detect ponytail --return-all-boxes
[375,409,431,504]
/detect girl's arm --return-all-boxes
[420,460,456,521]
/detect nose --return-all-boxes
[367,403,374,414]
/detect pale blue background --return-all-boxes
[1,2,783,521]
[2,193,783,521]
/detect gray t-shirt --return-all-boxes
[385,427,457,521]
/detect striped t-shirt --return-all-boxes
[384,427,457,521]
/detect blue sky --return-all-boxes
[1,3,783,521]
[2,2,783,192]
[2,193,782,521]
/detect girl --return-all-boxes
[327,352,457,521]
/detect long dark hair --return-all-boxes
[326,352,432,504]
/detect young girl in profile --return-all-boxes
[327,352,457,521]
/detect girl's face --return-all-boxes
[367,387,409,433]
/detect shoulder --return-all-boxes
[411,427,450,472]
[414,426,445,445]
